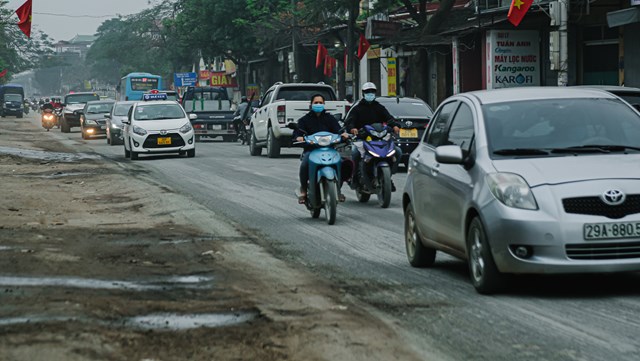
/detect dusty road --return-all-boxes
[0,114,422,361]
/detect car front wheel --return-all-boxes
[467,217,506,294]
[404,206,436,267]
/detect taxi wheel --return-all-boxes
[187,149,195,158]
[129,140,139,160]
[124,141,130,158]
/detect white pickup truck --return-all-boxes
[249,82,349,158]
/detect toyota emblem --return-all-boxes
[601,189,626,206]
[160,130,168,135]
[405,121,413,127]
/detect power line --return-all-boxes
[34,12,119,19]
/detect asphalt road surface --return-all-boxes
[45,121,640,361]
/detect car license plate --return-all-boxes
[211,125,222,130]
[400,128,418,138]
[157,137,172,145]
[584,222,640,240]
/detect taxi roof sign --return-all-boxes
[143,93,167,101]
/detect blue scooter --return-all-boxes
[288,123,343,225]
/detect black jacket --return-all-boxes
[293,111,342,150]
[345,99,397,130]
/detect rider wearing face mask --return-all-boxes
[293,94,349,204]
[345,82,402,188]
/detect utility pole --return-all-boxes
[291,0,297,82]
[557,0,568,86]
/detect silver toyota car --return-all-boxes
[403,87,640,294]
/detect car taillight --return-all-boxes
[277,105,286,124]
[194,124,205,129]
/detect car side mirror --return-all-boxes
[104,113,111,119]
[122,119,130,125]
[189,113,197,120]
[435,145,464,164]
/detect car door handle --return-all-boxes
[430,163,440,176]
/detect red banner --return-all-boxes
[15,0,32,38]
[199,70,211,80]
[210,72,238,88]
[507,0,534,27]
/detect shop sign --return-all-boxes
[387,58,397,96]
[199,70,211,80]
[369,20,402,39]
[246,84,260,98]
[486,30,540,89]
[210,72,238,88]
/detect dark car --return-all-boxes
[61,92,101,133]
[377,96,434,167]
[79,100,115,139]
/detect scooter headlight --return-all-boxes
[315,135,332,146]
[386,149,396,157]
[367,149,381,158]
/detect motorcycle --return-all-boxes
[41,109,57,131]
[349,123,397,208]
[23,102,30,115]
[288,123,345,225]
[234,115,251,145]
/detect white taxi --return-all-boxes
[122,94,196,160]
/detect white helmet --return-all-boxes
[362,82,377,92]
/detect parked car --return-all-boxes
[80,100,115,139]
[249,82,350,158]
[375,96,433,167]
[403,87,640,294]
[122,97,196,160]
[575,85,640,111]
[106,101,136,145]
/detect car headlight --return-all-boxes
[84,119,97,125]
[179,122,192,134]
[132,125,147,136]
[486,173,538,210]
[315,135,332,146]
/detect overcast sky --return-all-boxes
[7,0,154,42]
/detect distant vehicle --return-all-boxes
[118,72,163,101]
[80,100,115,139]
[249,82,350,158]
[0,84,25,118]
[105,101,136,145]
[403,87,640,294]
[574,85,640,112]
[61,92,101,133]
[180,86,235,142]
[122,96,196,160]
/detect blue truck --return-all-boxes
[0,84,24,118]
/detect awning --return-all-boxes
[607,7,640,28]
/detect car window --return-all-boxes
[445,103,475,154]
[261,90,273,106]
[425,101,459,147]
[114,103,133,116]
[86,103,114,114]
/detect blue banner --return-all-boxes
[174,72,197,87]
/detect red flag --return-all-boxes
[357,34,370,60]
[344,49,348,72]
[316,41,327,69]
[15,0,32,38]
[323,54,336,77]
[0,69,7,78]
[507,0,533,27]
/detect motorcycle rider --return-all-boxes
[293,94,349,204]
[233,96,249,139]
[345,82,402,190]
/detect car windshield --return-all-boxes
[380,101,433,117]
[114,103,133,116]
[484,98,640,155]
[66,94,100,104]
[5,94,21,102]
[276,87,336,101]
[86,103,113,114]
[134,104,185,120]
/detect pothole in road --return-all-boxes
[0,315,77,326]
[18,171,93,179]
[0,146,100,162]
[0,246,13,251]
[124,311,258,330]
[0,275,214,291]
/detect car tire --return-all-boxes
[61,119,70,133]
[124,142,130,158]
[266,126,280,158]
[129,140,138,160]
[249,127,262,156]
[187,148,195,158]
[467,217,507,294]
[107,133,111,145]
[404,206,436,267]
[81,129,88,140]
[17,113,23,119]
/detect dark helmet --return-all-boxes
[241,96,248,102]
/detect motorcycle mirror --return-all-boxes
[286,123,298,130]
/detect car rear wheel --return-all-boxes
[467,217,506,294]
[404,206,436,267]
